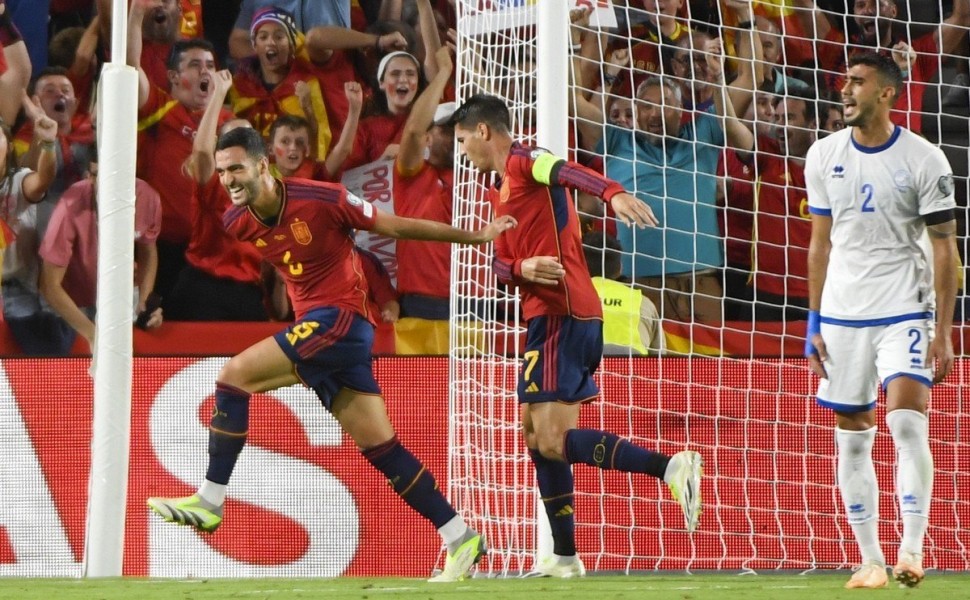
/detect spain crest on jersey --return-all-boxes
[291,218,312,245]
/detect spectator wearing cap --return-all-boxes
[229,7,334,160]
[390,47,455,354]
[229,0,352,61]
[343,49,425,170]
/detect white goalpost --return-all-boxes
[447,0,970,577]
[83,0,139,577]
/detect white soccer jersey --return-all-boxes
[804,126,956,322]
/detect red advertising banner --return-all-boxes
[1,356,967,576]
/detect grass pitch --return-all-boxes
[1,573,968,600]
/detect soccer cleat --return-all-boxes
[893,551,925,588]
[147,493,223,533]
[428,532,486,582]
[667,450,703,532]
[524,554,586,578]
[845,561,889,589]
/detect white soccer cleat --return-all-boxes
[667,450,703,532]
[524,554,586,578]
[845,561,889,589]
[428,532,486,582]
[893,551,925,588]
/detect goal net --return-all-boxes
[447,0,970,575]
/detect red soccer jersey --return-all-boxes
[750,137,810,300]
[223,178,378,321]
[344,112,409,171]
[491,144,623,321]
[719,148,754,270]
[186,175,263,286]
[137,85,233,244]
[306,50,358,143]
[393,161,453,299]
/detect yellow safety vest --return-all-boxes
[591,277,649,356]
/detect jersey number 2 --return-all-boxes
[860,183,875,213]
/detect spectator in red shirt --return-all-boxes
[165,68,269,322]
[392,46,454,353]
[129,0,234,306]
[343,50,423,170]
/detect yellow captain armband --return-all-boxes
[530,150,565,186]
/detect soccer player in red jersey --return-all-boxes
[452,94,704,577]
[146,125,515,582]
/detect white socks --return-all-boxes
[836,426,884,565]
[198,480,227,506]
[886,409,933,556]
[438,514,470,553]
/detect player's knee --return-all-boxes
[886,409,927,444]
[535,433,566,462]
[217,356,249,388]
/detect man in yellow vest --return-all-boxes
[582,231,663,355]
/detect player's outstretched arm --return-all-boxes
[609,192,658,228]
[371,209,516,244]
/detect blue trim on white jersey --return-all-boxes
[808,206,832,216]
[850,125,901,154]
[882,372,933,390]
[820,311,932,328]
[816,397,877,413]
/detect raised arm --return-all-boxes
[708,38,755,151]
[416,0,444,81]
[0,5,31,125]
[186,69,233,183]
[397,46,452,174]
[940,0,970,57]
[127,0,151,109]
[792,0,832,42]
[324,82,363,176]
[725,0,763,115]
[305,26,407,65]
[21,113,59,201]
[71,14,101,80]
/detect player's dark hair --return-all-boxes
[847,51,903,100]
[167,39,215,71]
[269,114,311,142]
[450,94,511,134]
[217,126,266,161]
[582,230,623,279]
[27,66,71,96]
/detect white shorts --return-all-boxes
[814,319,934,413]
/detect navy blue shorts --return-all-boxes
[273,307,381,410]
[517,315,602,404]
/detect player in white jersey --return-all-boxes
[805,52,957,590]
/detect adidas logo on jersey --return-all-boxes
[525,382,540,393]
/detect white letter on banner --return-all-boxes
[148,357,358,577]
[0,363,79,576]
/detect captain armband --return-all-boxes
[530,151,565,186]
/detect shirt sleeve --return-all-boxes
[804,141,830,215]
[39,187,80,268]
[527,148,625,200]
[917,147,957,217]
[135,179,163,243]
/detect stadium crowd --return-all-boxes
[0,0,966,356]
